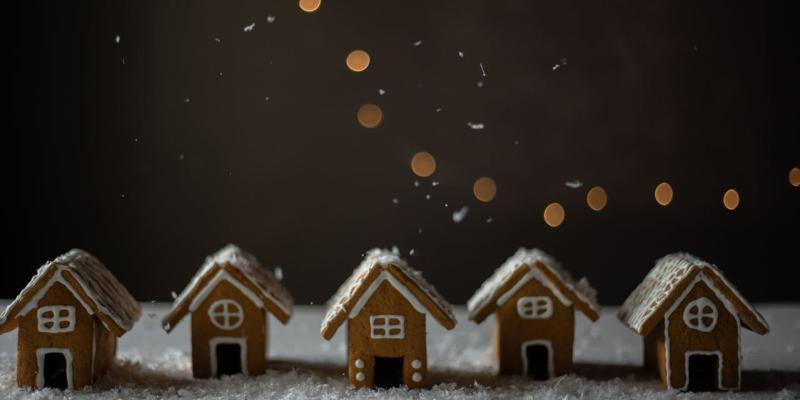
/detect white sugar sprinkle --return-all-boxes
[452,206,469,223]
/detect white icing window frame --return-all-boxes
[369,315,405,339]
[208,299,245,330]
[682,297,718,332]
[37,306,76,333]
[517,296,553,320]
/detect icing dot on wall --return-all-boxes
[299,0,321,12]
[355,359,365,368]
[357,104,383,128]
[586,186,608,211]
[355,372,365,381]
[473,177,497,202]
[654,182,674,206]
[723,189,740,210]
[346,50,370,72]
[790,167,800,187]
[410,152,436,177]
[543,203,565,227]
[412,372,422,382]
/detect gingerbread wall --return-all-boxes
[665,278,739,389]
[190,279,267,379]
[16,281,97,389]
[347,280,427,388]
[493,277,574,377]
[643,320,668,385]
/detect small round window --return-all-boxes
[208,299,244,330]
[682,297,717,332]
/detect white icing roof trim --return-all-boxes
[165,244,293,324]
[467,248,599,320]
[320,248,456,335]
[0,249,141,332]
[618,252,769,334]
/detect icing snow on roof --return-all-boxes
[0,249,141,334]
[467,248,600,322]
[163,244,293,330]
[618,252,769,335]
[320,248,456,339]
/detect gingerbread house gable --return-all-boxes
[0,249,141,337]
[162,244,293,332]
[320,248,456,340]
[618,252,769,337]
[467,248,600,324]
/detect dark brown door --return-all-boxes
[525,344,550,380]
[374,356,404,388]
[686,354,719,391]
[43,352,69,390]
[215,343,243,377]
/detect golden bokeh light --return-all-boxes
[357,104,383,128]
[298,0,321,13]
[410,152,436,177]
[790,167,800,187]
[543,203,565,228]
[346,50,370,72]
[473,177,497,202]
[723,189,740,210]
[654,182,674,206]
[586,186,608,211]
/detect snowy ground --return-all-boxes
[0,303,798,399]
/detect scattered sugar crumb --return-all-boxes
[452,206,469,223]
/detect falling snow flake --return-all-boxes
[178,153,185,161]
[244,23,256,32]
[486,217,493,223]
[431,181,440,187]
[413,181,420,187]
[183,97,191,103]
[479,63,487,76]
[213,37,222,43]
[452,206,469,223]
[435,107,442,113]
[170,291,177,299]
[409,249,415,256]
[467,122,485,130]
[458,51,464,58]
[477,80,484,88]
[274,266,283,281]
[378,89,386,96]
[565,180,584,189]
[114,35,120,44]
[413,40,423,46]
[267,15,276,23]
[392,197,399,205]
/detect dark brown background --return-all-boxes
[6,0,799,305]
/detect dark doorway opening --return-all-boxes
[374,356,404,388]
[215,343,243,377]
[686,354,719,391]
[525,344,550,380]
[43,352,69,390]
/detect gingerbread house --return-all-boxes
[467,248,600,379]
[618,253,769,391]
[0,249,141,390]
[320,248,457,389]
[162,244,293,379]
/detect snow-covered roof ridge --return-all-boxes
[0,249,141,335]
[320,248,457,339]
[162,244,293,331]
[618,252,769,336]
[467,248,600,323]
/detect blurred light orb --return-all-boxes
[723,189,740,210]
[473,177,497,202]
[299,0,321,13]
[543,203,565,227]
[346,50,370,72]
[790,167,800,187]
[586,186,608,211]
[410,152,436,177]
[654,182,674,206]
[357,104,383,128]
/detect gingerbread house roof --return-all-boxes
[618,252,769,336]
[162,244,293,332]
[0,249,141,337]
[320,248,457,340]
[467,248,600,323]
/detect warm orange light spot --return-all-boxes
[298,0,321,13]
[586,186,608,211]
[473,177,497,202]
[654,182,674,206]
[410,152,436,177]
[346,50,370,72]
[790,167,800,187]
[543,203,565,228]
[723,189,740,210]
[357,104,383,128]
